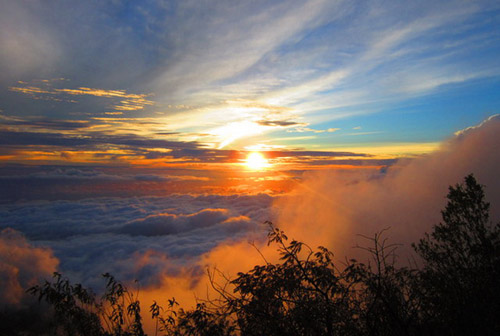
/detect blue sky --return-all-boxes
[1,0,500,163]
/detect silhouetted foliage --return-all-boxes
[414,174,500,335]
[2,174,497,335]
[226,224,363,336]
[26,272,102,335]
[356,230,424,336]
[26,272,146,336]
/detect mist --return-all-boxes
[274,114,500,259]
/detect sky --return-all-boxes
[1,0,500,327]
[2,0,499,169]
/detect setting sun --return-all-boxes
[245,152,270,170]
[2,1,500,335]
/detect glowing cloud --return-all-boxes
[9,82,154,111]
[210,121,267,149]
[0,229,58,308]
[274,115,500,259]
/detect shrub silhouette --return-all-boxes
[26,272,144,336]
[414,174,500,335]
[4,174,498,335]
[225,225,363,335]
[355,230,423,336]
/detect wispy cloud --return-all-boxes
[141,0,500,142]
[1,1,499,152]
[9,81,154,112]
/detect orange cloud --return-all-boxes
[9,86,53,95]
[9,82,154,111]
[0,229,59,308]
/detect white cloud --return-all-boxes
[152,0,342,102]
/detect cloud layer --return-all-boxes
[274,115,500,259]
[0,194,274,289]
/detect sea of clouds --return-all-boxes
[1,115,499,310]
[0,193,274,306]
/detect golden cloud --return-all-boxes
[9,82,154,111]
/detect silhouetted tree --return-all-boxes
[414,174,500,335]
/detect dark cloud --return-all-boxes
[0,175,191,202]
[154,132,180,136]
[0,165,219,201]
[146,148,371,162]
[0,129,200,151]
[302,158,397,166]
[98,133,198,149]
[1,117,91,131]
[133,174,170,182]
[264,150,371,158]
[257,120,305,127]
[0,130,94,147]
[21,168,126,180]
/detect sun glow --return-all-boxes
[210,121,266,149]
[245,152,270,170]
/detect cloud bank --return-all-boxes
[274,115,500,259]
[0,194,274,290]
